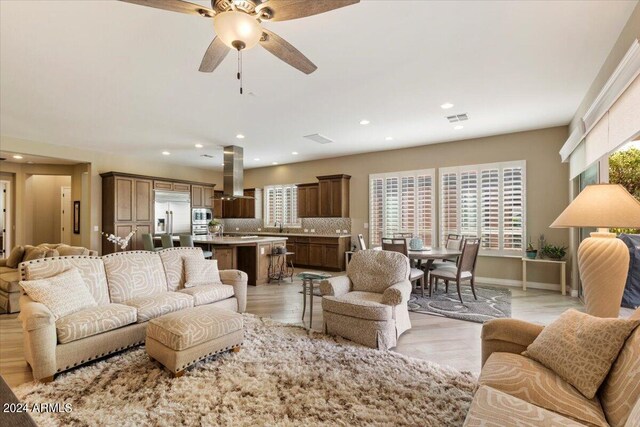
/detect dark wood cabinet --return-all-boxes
[297,183,319,218]
[318,175,350,217]
[135,179,153,222]
[214,247,235,271]
[115,177,134,222]
[295,242,309,265]
[213,191,224,218]
[219,188,263,219]
[289,236,348,271]
[192,185,215,209]
[154,180,191,193]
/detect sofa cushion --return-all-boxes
[463,386,585,427]
[123,292,193,323]
[56,303,137,344]
[0,272,21,293]
[19,268,98,320]
[599,325,640,427]
[6,246,25,269]
[480,352,608,427]
[103,252,169,303]
[322,291,392,321]
[56,245,90,256]
[21,257,111,306]
[177,284,234,306]
[0,266,15,275]
[524,309,640,399]
[184,258,222,288]
[347,249,410,293]
[158,247,204,291]
[23,246,48,262]
[147,306,242,351]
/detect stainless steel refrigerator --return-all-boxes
[154,190,191,234]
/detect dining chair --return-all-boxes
[357,234,367,251]
[179,234,213,259]
[429,238,481,303]
[382,238,426,296]
[430,234,464,270]
[160,234,174,249]
[141,233,162,252]
[393,232,414,238]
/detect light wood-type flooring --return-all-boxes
[0,271,583,389]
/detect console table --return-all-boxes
[522,257,567,295]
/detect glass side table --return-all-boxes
[298,272,332,329]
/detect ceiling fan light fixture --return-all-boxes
[213,11,262,51]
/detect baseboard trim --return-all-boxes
[476,276,561,292]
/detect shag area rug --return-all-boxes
[14,315,477,427]
[409,285,511,323]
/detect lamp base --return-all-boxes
[578,232,629,318]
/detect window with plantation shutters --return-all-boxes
[439,161,526,256]
[264,184,300,227]
[369,169,436,247]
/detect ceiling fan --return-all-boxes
[120,0,359,76]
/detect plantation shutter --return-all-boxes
[384,177,400,237]
[440,172,458,242]
[263,185,299,226]
[502,167,524,251]
[370,178,384,246]
[416,174,433,246]
[460,171,478,238]
[480,168,500,250]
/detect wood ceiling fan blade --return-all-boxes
[199,37,230,72]
[257,0,359,22]
[260,29,317,74]
[118,0,215,18]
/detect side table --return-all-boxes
[522,257,567,295]
[298,272,332,329]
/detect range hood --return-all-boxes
[214,145,254,201]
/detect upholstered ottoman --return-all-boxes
[146,305,243,377]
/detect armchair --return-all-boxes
[320,249,411,350]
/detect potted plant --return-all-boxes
[208,219,222,234]
[540,244,567,260]
[525,241,537,259]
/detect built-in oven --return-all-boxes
[192,208,212,235]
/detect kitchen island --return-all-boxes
[158,235,288,286]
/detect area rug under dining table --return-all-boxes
[13,314,477,427]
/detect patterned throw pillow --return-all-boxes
[523,309,640,399]
[184,258,222,288]
[6,246,25,268]
[19,268,98,320]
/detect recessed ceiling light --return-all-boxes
[221,163,225,166]
[162,151,171,155]
[360,120,370,125]
[291,151,299,155]
[454,125,464,130]
[441,103,454,109]
[385,136,393,141]
[254,158,260,161]
[272,162,279,165]
[236,134,245,139]
[12,155,23,159]
[194,143,203,148]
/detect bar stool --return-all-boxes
[179,235,213,259]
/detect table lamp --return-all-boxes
[551,184,640,317]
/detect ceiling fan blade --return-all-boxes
[256,0,359,22]
[119,0,215,18]
[260,29,317,74]
[199,37,230,72]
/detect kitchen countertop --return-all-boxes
[225,231,352,239]
[158,235,288,245]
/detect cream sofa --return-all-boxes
[464,308,640,426]
[320,249,412,350]
[17,247,247,381]
[0,243,97,313]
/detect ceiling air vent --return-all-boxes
[304,133,334,144]
[201,154,215,158]
[446,114,469,123]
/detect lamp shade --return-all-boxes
[551,184,640,228]
[213,11,262,50]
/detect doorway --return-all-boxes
[61,186,72,244]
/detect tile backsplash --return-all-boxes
[221,218,351,236]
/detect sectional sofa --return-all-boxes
[17,247,247,381]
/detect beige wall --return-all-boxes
[0,136,223,252]
[27,175,71,244]
[245,126,570,286]
[570,1,640,133]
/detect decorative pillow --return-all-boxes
[19,268,97,320]
[56,245,90,256]
[184,258,222,288]
[6,246,25,269]
[23,246,49,262]
[44,249,60,258]
[523,309,640,399]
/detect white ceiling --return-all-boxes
[0,0,636,170]
[0,151,80,165]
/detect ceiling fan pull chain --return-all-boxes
[237,49,243,95]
